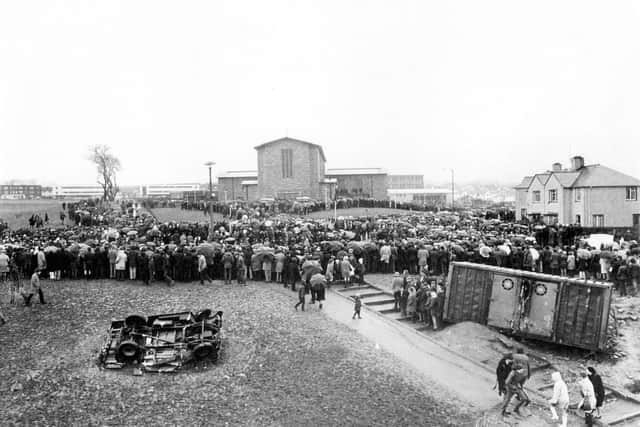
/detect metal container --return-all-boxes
[444,262,612,351]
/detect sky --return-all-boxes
[1,0,640,186]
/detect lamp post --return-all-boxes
[450,168,455,211]
[443,168,454,211]
[204,161,215,240]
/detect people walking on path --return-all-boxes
[548,371,569,427]
[587,367,605,420]
[352,294,362,319]
[294,285,305,311]
[23,269,46,306]
[578,369,597,426]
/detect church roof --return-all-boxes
[254,137,326,162]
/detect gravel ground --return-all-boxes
[0,279,475,426]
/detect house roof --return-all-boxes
[218,170,258,179]
[535,174,551,185]
[571,165,640,187]
[516,163,640,190]
[551,171,581,188]
[254,137,326,162]
[326,168,387,176]
[514,176,534,189]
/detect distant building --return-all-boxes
[0,184,42,199]
[387,174,424,190]
[217,171,260,202]
[215,137,425,202]
[326,168,387,199]
[139,183,202,198]
[52,185,104,199]
[387,188,452,207]
[515,156,640,228]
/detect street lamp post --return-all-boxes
[204,161,215,240]
[450,169,455,211]
[443,168,454,211]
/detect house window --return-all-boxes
[281,149,293,178]
[592,215,604,227]
[626,186,638,201]
[574,189,582,202]
[532,191,541,203]
[548,189,557,203]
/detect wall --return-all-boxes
[257,140,324,200]
[387,175,424,189]
[218,177,254,201]
[515,189,528,220]
[583,187,640,227]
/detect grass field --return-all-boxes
[0,199,67,229]
[150,207,225,223]
[0,279,472,426]
[306,207,427,219]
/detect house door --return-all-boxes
[520,281,558,337]
[487,275,519,330]
[633,214,640,236]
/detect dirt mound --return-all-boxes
[435,321,517,366]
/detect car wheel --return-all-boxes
[116,340,142,361]
[125,314,148,329]
[194,309,212,322]
[193,342,214,359]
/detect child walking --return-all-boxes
[352,294,362,319]
[294,285,306,311]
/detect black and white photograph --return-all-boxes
[1,1,640,426]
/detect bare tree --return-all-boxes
[88,145,121,201]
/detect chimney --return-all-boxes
[571,156,584,170]
[552,162,562,172]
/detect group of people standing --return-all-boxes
[497,349,605,427]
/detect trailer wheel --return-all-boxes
[125,314,148,329]
[193,342,214,359]
[117,340,142,361]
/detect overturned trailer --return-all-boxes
[444,262,613,351]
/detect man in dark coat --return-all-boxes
[587,367,605,419]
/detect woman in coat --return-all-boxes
[578,370,597,425]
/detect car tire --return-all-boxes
[116,340,142,361]
[125,314,148,329]
[193,342,214,359]
[194,309,212,322]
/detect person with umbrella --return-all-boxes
[310,273,326,309]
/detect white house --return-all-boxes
[515,156,640,229]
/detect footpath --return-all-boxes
[269,282,592,426]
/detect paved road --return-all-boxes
[312,286,498,410]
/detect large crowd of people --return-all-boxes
[1,199,639,314]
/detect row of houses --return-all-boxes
[515,156,640,229]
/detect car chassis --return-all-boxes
[99,309,223,373]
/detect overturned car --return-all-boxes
[99,309,222,373]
